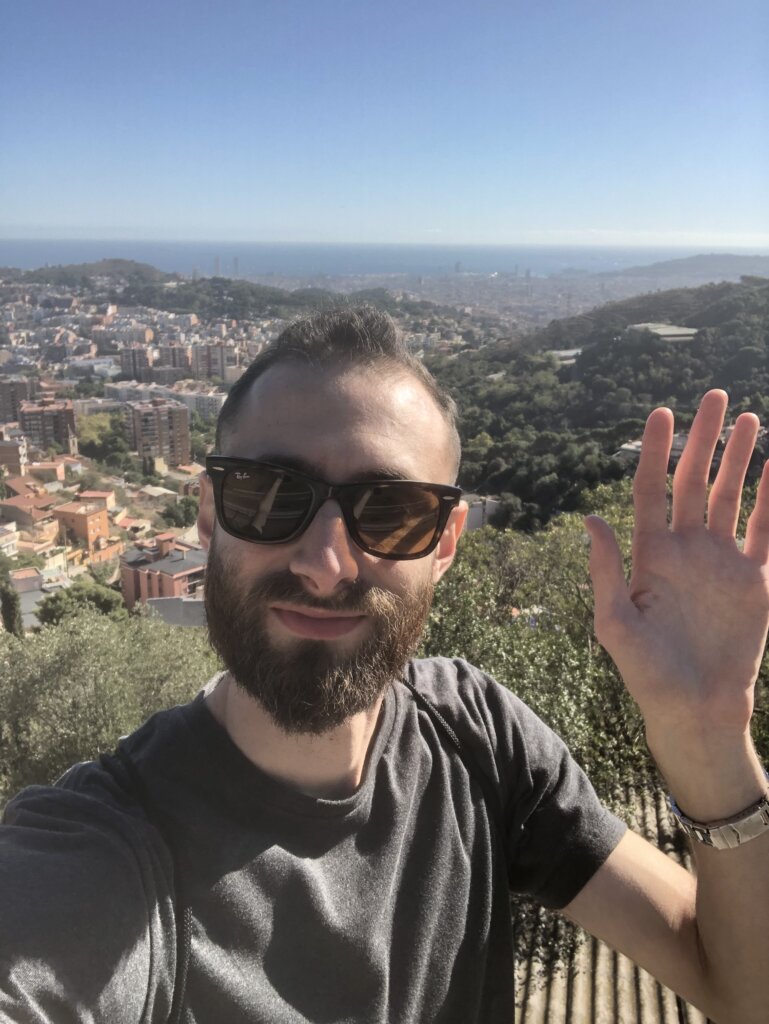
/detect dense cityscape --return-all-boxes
[2,253,769,635]
[0,268,285,630]
[0,260,526,631]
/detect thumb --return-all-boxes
[584,515,630,635]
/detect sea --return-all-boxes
[2,239,764,280]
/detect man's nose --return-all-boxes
[287,499,362,596]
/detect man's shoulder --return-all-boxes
[401,655,579,786]
[404,656,528,727]
[2,693,201,846]
[4,753,154,856]
[0,738,178,1022]
[401,656,537,772]
[406,654,498,692]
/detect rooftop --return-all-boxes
[628,322,700,341]
[53,501,104,516]
[9,567,40,581]
[139,485,177,498]
[125,546,208,576]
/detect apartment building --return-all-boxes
[0,493,60,537]
[191,343,239,381]
[0,436,29,476]
[18,397,78,454]
[124,398,191,467]
[0,521,18,559]
[120,533,207,609]
[53,501,108,550]
[156,345,192,372]
[170,384,226,419]
[0,376,36,423]
[106,380,226,420]
[52,500,124,564]
[120,346,155,381]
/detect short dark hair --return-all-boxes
[215,307,461,476]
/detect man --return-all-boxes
[1,307,768,1024]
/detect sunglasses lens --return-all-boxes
[213,460,454,558]
[220,466,313,542]
[352,483,442,556]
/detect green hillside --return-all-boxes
[429,275,769,528]
[20,258,174,287]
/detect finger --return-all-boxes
[671,390,728,531]
[585,515,633,644]
[707,413,760,537]
[744,460,769,563]
[632,407,673,535]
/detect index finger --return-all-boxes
[632,407,674,534]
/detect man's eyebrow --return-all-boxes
[251,454,416,483]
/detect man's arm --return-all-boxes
[0,780,175,1023]
[565,827,768,1023]
[575,390,769,1024]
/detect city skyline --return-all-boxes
[2,0,768,249]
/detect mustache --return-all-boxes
[222,566,400,617]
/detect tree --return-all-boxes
[73,376,105,399]
[190,409,217,461]
[0,608,221,803]
[79,468,111,492]
[88,560,118,587]
[161,496,199,528]
[37,578,128,627]
[76,412,113,451]
[0,551,44,578]
[0,584,23,637]
[77,412,131,465]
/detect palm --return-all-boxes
[587,391,769,737]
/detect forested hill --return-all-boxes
[602,252,769,282]
[523,275,769,352]
[1,259,408,319]
[428,275,769,529]
[5,258,174,287]
[117,277,352,319]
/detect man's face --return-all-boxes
[199,361,465,734]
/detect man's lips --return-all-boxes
[270,605,367,640]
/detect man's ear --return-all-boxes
[197,473,215,550]
[431,500,468,583]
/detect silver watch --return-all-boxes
[668,776,769,850]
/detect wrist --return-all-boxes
[645,724,766,822]
[668,773,769,849]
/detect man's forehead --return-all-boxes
[224,361,456,481]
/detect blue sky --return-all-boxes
[2,0,768,247]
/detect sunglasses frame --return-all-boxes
[205,455,463,560]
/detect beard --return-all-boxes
[204,531,434,735]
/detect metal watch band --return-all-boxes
[668,775,769,850]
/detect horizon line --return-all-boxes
[2,236,769,253]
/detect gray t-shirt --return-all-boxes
[1,658,625,1024]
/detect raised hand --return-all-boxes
[585,390,769,745]
[581,389,769,1024]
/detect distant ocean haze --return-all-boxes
[1,239,759,279]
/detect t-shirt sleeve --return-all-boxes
[498,689,627,909]
[0,771,176,1024]
[410,658,627,911]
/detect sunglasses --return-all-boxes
[205,456,463,560]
